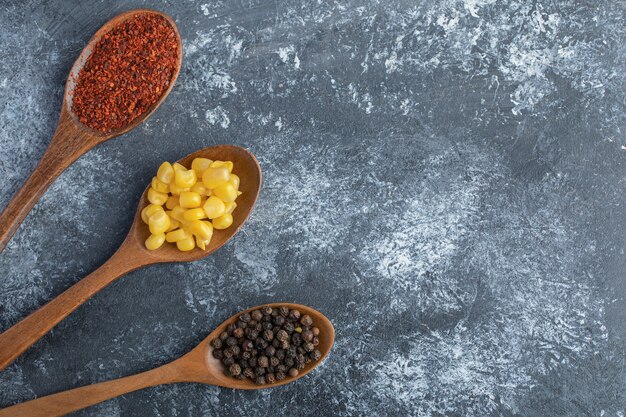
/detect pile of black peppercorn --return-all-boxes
[211,306,322,385]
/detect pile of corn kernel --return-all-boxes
[142,158,241,251]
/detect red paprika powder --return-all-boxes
[71,13,178,133]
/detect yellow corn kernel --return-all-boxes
[202,166,230,188]
[179,191,202,208]
[148,210,171,235]
[151,177,169,193]
[228,174,240,191]
[166,217,180,232]
[165,195,179,210]
[169,182,190,196]
[141,204,164,224]
[202,196,226,219]
[224,201,237,214]
[191,182,209,196]
[175,169,197,188]
[213,183,237,202]
[173,162,187,172]
[176,235,196,251]
[145,233,166,250]
[183,208,207,222]
[170,206,187,223]
[195,236,207,250]
[157,162,174,184]
[147,188,168,205]
[188,219,214,241]
[191,157,213,177]
[165,228,190,243]
[210,160,234,173]
[213,213,233,229]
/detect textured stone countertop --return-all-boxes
[1,0,625,416]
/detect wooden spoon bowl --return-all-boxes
[0,145,261,371]
[0,9,183,253]
[0,303,334,417]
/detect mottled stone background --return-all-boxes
[1,0,626,415]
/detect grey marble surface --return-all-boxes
[1,0,626,415]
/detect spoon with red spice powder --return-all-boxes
[0,9,182,252]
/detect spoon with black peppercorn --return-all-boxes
[0,9,182,253]
[0,303,335,417]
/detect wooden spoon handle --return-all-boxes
[0,361,183,417]
[0,111,93,253]
[0,241,145,371]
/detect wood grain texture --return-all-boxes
[0,144,261,372]
[0,303,334,417]
[0,9,182,253]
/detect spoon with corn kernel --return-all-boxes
[0,145,261,372]
[0,303,334,417]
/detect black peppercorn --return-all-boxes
[286,346,297,358]
[219,331,229,341]
[284,358,295,369]
[265,346,276,357]
[227,323,236,334]
[296,353,306,365]
[258,356,269,368]
[233,328,244,338]
[282,322,295,333]
[242,340,254,352]
[212,349,224,359]
[280,340,290,350]
[255,376,266,385]
[247,330,259,340]
[276,371,286,381]
[297,346,305,355]
[310,349,322,361]
[229,363,241,376]
[236,320,247,329]
[240,312,251,322]
[223,357,235,367]
[300,315,313,327]
[239,359,249,369]
[263,329,274,341]
[288,309,301,321]
[251,309,263,321]
[291,333,302,346]
[303,342,315,352]
[223,347,234,358]
[255,367,266,376]
[273,316,285,326]
[272,339,281,348]
[255,338,268,349]
[254,322,263,332]
[302,330,314,342]
[276,349,285,360]
[226,337,238,347]
[278,306,289,317]
[262,321,273,331]
[231,345,241,357]
[261,306,273,315]
[266,373,276,384]
[249,357,257,368]
[312,336,319,346]
[270,356,280,367]
[243,367,255,378]
[276,329,289,342]
[211,339,223,349]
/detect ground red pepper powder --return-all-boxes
[71,13,178,133]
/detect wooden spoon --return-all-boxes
[0,303,334,417]
[0,9,183,253]
[0,145,262,371]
